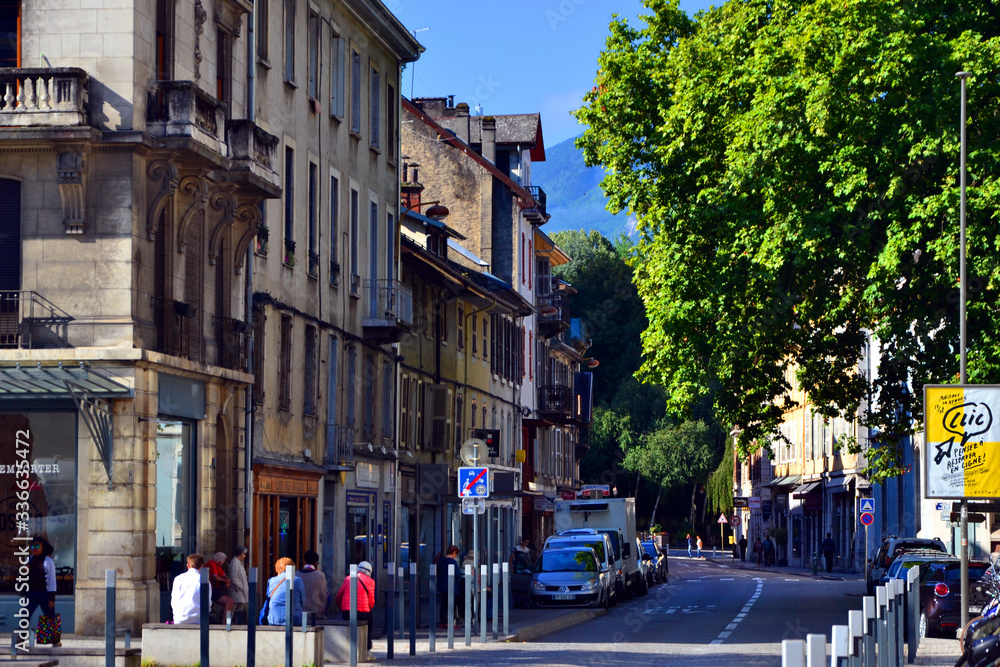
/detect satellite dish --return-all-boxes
[460,438,487,466]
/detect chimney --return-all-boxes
[454,103,470,117]
[481,116,496,165]
[413,97,448,117]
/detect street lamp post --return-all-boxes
[956,70,972,629]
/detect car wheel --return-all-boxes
[919,612,928,640]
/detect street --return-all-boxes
[373,556,865,666]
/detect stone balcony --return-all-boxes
[224,118,281,192]
[146,80,227,157]
[0,68,88,127]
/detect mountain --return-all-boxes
[532,134,631,239]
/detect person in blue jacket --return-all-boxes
[266,556,305,626]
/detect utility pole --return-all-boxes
[956,70,972,630]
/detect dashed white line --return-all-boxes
[711,577,763,645]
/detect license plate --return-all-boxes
[553,594,574,600]
[970,605,983,614]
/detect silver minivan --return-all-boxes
[543,530,619,605]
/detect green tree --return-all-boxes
[576,0,1000,480]
[706,436,734,516]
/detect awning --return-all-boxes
[793,482,821,498]
[0,363,132,399]
[825,475,855,493]
[766,474,801,488]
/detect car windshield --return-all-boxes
[535,551,597,573]
[598,530,622,561]
[642,542,658,558]
[547,539,605,562]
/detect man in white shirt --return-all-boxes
[171,553,211,624]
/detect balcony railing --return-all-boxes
[536,290,570,338]
[538,383,573,421]
[326,424,355,465]
[0,291,74,349]
[147,80,226,151]
[226,119,280,188]
[216,316,249,372]
[524,185,547,223]
[0,68,88,126]
[362,279,412,344]
[152,296,193,359]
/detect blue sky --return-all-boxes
[390,1,716,148]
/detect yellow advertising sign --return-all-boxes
[924,385,1000,499]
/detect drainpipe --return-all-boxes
[244,245,254,551]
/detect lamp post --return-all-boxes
[957,70,973,629]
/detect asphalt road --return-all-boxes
[374,557,866,666]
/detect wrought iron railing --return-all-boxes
[526,185,547,217]
[363,279,413,326]
[326,424,355,465]
[0,291,74,349]
[151,296,193,359]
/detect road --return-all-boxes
[375,556,865,666]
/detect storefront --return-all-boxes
[251,460,323,580]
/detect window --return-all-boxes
[216,29,232,118]
[330,30,344,117]
[350,48,361,133]
[369,66,380,148]
[307,10,319,100]
[350,188,359,281]
[363,354,375,437]
[520,233,525,285]
[381,362,392,438]
[330,175,340,283]
[283,147,295,264]
[278,315,293,410]
[454,394,464,455]
[307,162,317,276]
[482,316,488,361]
[528,240,533,284]
[346,345,357,427]
[471,401,477,430]
[368,201,379,307]
[255,0,268,62]
[471,315,478,356]
[386,212,395,282]
[386,80,396,160]
[283,0,295,83]
[457,305,464,351]
[154,0,172,79]
[401,375,411,448]
[304,325,317,415]
[326,335,338,429]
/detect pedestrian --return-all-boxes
[687,533,693,558]
[437,545,461,626]
[753,537,763,567]
[738,536,748,562]
[822,533,836,573]
[266,557,305,626]
[696,535,703,558]
[763,535,775,567]
[26,536,59,645]
[207,552,236,621]
[171,553,210,624]
[334,560,376,657]
[228,546,249,623]
[298,549,329,621]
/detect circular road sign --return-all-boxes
[731,515,741,527]
[860,511,874,526]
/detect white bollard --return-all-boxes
[782,639,806,667]
[831,625,849,667]
[806,633,825,667]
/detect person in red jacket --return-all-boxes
[334,561,376,652]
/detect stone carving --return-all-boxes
[207,188,238,265]
[146,159,179,241]
[57,150,85,234]
[194,0,207,81]
[233,202,263,274]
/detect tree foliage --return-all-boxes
[706,436,735,515]
[576,0,1000,480]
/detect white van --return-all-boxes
[554,498,641,599]
[542,530,619,605]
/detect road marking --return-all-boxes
[720,578,734,581]
[785,578,798,582]
[711,577,764,646]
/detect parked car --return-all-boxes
[641,539,669,582]
[880,550,954,588]
[867,536,947,594]
[543,531,620,605]
[918,559,992,637]
[636,537,655,590]
[529,547,611,609]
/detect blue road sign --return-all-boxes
[458,467,490,498]
[860,498,875,513]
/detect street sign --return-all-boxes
[580,484,610,497]
[733,497,749,508]
[950,512,987,524]
[860,512,874,526]
[458,467,490,498]
[561,491,576,500]
[860,498,875,513]
[748,496,761,510]
[717,513,728,524]
[462,498,486,515]
[731,515,741,527]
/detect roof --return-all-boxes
[534,228,571,266]
[0,363,132,399]
[403,209,466,240]
[447,238,489,266]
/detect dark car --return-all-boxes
[867,536,947,594]
[917,559,992,637]
[641,540,669,583]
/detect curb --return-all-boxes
[504,608,608,643]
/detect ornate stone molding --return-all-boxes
[207,188,238,265]
[194,0,207,81]
[176,174,209,253]
[57,150,85,234]
[146,159,179,241]
[233,202,263,275]
[214,0,252,38]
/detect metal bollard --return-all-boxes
[877,586,889,665]
[429,564,436,653]
[349,565,358,667]
[105,569,115,667]
[247,567,258,667]
[480,564,488,644]
[502,561,510,638]
[862,596,876,667]
[387,562,395,660]
[448,563,455,649]
[848,609,863,667]
[492,563,499,640]
[397,566,405,640]
[409,563,417,656]
[895,578,906,665]
[284,564,294,667]
[832,625,850,667]
[887,580,898,667]
[200,567,210,667]
[806,633,825,667]
[464,564,472,647]
[782,639,806,667]
[908,566,919,663]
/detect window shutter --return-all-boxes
[345,346,356,426]
[423,384,452,453]
[400,375,410,448]
[370,68,379,147]
[350,50,361,132]
[326,335,338,424]
[381,362,392,438]
[185,212,203,362]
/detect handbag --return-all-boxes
[36,613,61,645]
[258,577,285,625]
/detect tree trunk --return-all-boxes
[649,488,661,534]
[689,481,698,530]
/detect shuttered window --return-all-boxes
[255,0,268,62]
[283,0,295,83]
[454,394,463,456]
[363,353,375,437]
[330,31,344,117]
[346,345,356,426]
[184,209,203,362]
[381,362,392,438]
[386,81,396,160]
[278,315,292,410]
[326,335,338,425]
[350,49,361,133]
[330,175,339,281]
[303,325,317,415]
[400,375,411,448]
[369,66,379,148]
[307,10,319,100]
